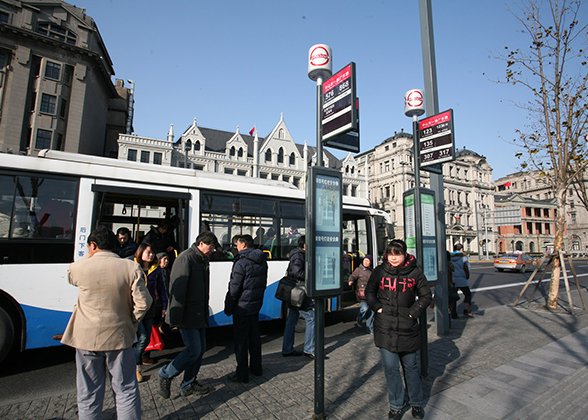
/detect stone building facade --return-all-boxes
[355,131,495,255]
[493,193,556,255]
[117,114,366,198]
[0,0,130,158]
[494,171,588,254]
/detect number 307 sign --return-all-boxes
[418,109,455,167]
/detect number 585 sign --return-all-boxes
[418,109,455,167]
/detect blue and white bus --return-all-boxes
[0,150,392,363]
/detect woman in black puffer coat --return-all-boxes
[365,239,432,420]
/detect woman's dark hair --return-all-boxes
[87,228,117,251]
[135,242,157,266]
[386,239,407,256]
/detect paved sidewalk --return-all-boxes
[1,292,588,419]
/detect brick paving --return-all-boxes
[2,290,588,419]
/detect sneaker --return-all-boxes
[181,381,211,397]
[463,312,474,318]
[411,406,425,419]
[388,409,403,420]
[158,375,172,399]
[141,356,154,365]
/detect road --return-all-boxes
[0,259,586,406]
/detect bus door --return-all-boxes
[90,184,191,256]
[337,210,373,310]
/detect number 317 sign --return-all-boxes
[418,109,455,167]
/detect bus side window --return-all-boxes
[0,173,77,264]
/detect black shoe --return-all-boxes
[228,373,249,383]
[388,409,403,420]
[451,314,459,319]
[411,406,425,419]
[249,368,263,377]
[282,350,303,357]
[463,312,474,318]
[158,375,172,399]
[181,380,211,397]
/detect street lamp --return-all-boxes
[400,161,410,193]
[184,139,192,169]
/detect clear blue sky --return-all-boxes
[80,0,534,179]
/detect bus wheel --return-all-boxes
[0,307,15,365]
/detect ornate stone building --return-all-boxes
[494,171,588,254]
[0,0,130,157]
[355,131,496,255]
[117,114,366,197]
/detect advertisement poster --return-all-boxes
[315,174,341,290]
[403,189,438,282]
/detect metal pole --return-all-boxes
[484,208,489,260]
[475,201,481,260]
[419,0,448,337]
[313,76,325,420]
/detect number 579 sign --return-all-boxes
[418,109,455,167]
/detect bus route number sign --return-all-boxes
[418,109,455,167]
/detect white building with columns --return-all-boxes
[355,130,496,255]
[117,114,366,198]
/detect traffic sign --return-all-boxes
[418,109,455,167]
[322,62,359,152]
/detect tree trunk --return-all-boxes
[546,192,566,310]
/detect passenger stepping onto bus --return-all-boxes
[158,231,218,398]
[115,227,138,259]
[61,228,152,420]
[223,234,268,383]
[133,243,168,380]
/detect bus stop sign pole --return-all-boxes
[307,44,333,420]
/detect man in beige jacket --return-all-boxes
[62,228,152,420]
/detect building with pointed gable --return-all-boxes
[117,114,366,197]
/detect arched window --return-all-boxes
[230,146,235,157]
[289,152,295,165]
[265,149,272,162]
[194,141,201,151]
[278,148,284,164]
[238,148,243,158]
[279,129,285,139]
[351,167,354,174]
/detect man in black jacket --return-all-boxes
[158,231,217,399]
[224,234,268,383]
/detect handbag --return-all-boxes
[275,276,307,308]
[145,325,164,351]
[448,286,460,304]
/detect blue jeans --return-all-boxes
[357,302,374,333]
[282,307,315,355]
[380,348,424,411]
[133,317,153,365]
[159,328,206,391]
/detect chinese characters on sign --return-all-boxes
[418,109,455,167]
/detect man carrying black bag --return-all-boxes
[281,236,317,359]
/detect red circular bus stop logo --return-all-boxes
[310,46,330,67]
[405,90,423,108]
